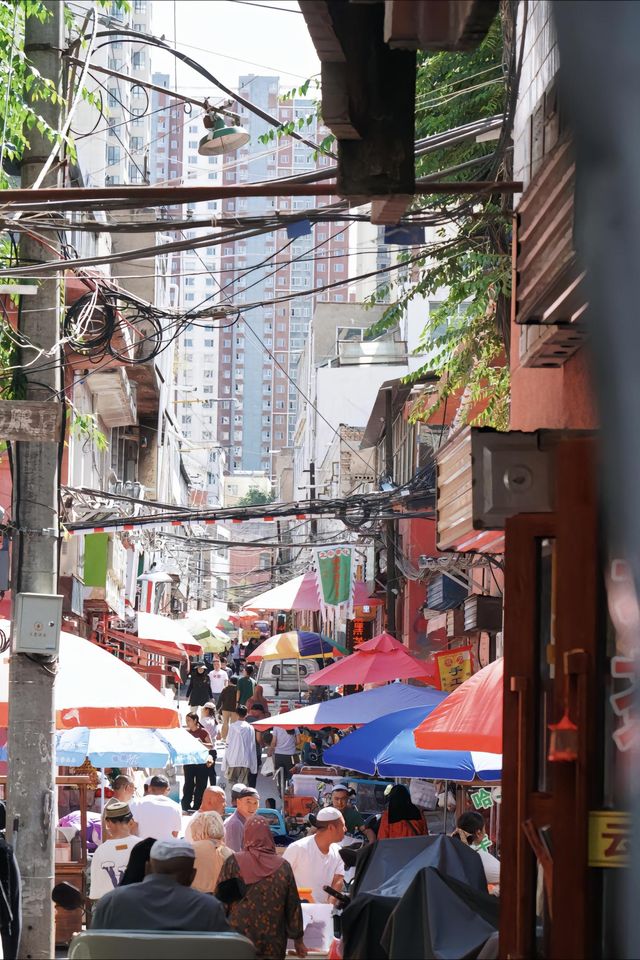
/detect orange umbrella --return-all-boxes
[305,631,438,687]
[0,621,180,729]
[413,657,503,754]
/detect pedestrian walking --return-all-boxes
[222,706,258,786]
[217,815,307,959]
[246,684,270,715]
[267,725,299,783]
[223,786,260,853]
[184,786,227,841]
[218,677,239,740]
[237,664,256,706]
[200,702,221,786]
[186,662,213,711]
[208,658,229,698]
[182,713,214,813]
[231,638,241,674]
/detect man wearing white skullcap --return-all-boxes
[91,838,230,932]
[283,806,346,904]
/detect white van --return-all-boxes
[256,658,321,701]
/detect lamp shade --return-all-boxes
[199,116,250,156]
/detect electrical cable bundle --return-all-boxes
[64,288,164,364]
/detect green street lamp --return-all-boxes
[198,115,250,157]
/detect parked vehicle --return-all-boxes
[256,657,320,702]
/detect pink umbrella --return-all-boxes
[413,658,503,754]
[243,572,382,612]
[0,621,180,729]
[305,631,438,687]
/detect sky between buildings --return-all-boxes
[150,0,320,96]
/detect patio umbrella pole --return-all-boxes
[443,780,447,834]
[101,769,106,815]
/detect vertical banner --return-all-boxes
[433,645,474,692]
[312,546,356,619]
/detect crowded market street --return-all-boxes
[0,0,636,958]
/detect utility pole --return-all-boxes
[384,389,397,636]
[308,462,319,632]
[7,4,63,958]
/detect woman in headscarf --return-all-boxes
[186,661,213,710]
[190,811,234,893]
[246,684,270,716]
[216,815,307,960]
[377,784,428,840]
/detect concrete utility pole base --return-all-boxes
[7,3,63,957]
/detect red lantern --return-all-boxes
[548,711,579,763]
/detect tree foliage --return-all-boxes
[368,16,513,430]
[236,487,274,507]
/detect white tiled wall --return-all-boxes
[513,0,560,191]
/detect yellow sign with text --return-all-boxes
[588,810,630,868]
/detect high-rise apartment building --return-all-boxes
[209,75,351,478]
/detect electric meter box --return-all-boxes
[13,593,63,655]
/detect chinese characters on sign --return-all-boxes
[433,645,473,692]
[588,811,630,868]
[471,788,494,810]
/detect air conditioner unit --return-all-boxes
[463,595,503,633]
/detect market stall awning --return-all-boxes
[136,612,203,658]
[243,572,382,612]
[306,631,438,686]
[55,725,209,767]
[0,620,180,729]
[324,706,501,781]
[413,657,503,754]
[252,681,446,730]
[247,630,347,661]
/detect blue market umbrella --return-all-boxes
[54,726,210,768]
[324,706,502,782]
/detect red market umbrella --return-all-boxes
[0,620,180,729]
[243,572,383,612]
[305,631,438,687]
[413,657,503,754]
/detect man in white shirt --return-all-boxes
[130,774,181,841]
[222,705,258,786]
[208,659,228,700]
[90,802,139,900]
[267,726,299,781]
[283,807,346,904]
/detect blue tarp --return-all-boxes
[324,706,502,781]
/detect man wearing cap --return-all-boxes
[223,786,260,853]
[90,802,140,900]
[331,783,365,835]
[130,775,182,842]
[91,839,230,932]
[283,807,346,904]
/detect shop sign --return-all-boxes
[471,788,494,810]
[588,810,630,868]
[433,645,473,692]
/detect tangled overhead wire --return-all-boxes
[64,288,165,364]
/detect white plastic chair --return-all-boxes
[68,930,256,959]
